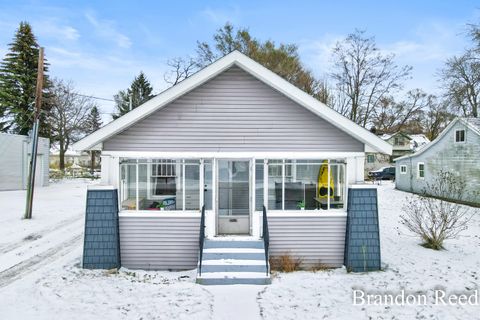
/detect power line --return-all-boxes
[72,92,115,102]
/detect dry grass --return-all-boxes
[269,254,303,272]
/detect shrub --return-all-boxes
[400,170,473,250]
[269,254,302,272]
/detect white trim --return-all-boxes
[454,129,466,143]
[103,151,364,159]
[417,162,425,179]
[72,51,392,155]
[87,185,115,190]
[395,117,480,161]
[266,210,347,217]
[400,165,407,174]
[119,210,201,218]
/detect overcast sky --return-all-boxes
[0,0,479,123]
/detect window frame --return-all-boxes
[148,160,180,199]
[454,129,466,143]
[400,165,407,174]
[417,162,425,179]
[265,159,346,212]
[367,154,375,163]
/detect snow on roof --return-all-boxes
[409,134,430,151]
[463,117,480,134]
[50,145,81,156]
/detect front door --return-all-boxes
[217,159,250,235]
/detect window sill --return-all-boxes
[119,210,201,218]
[257,209,347,217]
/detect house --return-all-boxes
[49,146,100,169]
[395,118,480,206]
[0,133,49,191]
[73,51,392,284]
[365,132,430,174]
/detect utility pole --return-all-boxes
[24,47,44,219]
[129,94,133,111]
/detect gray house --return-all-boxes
[395,117,480,205]
[73,51,392,284]
[0,133,49,191]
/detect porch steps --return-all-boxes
[196,239,271,285]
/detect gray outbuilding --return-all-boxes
[0,133,50,191]
[395,118,480,205]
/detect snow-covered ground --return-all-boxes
[258,182,480,319]
[0,180,479,319]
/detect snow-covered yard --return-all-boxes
[0,180,479,319]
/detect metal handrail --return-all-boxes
[262,205,270,276]
[198,205,206,276]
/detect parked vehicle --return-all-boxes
[368,166,395,180]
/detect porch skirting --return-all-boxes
[268,215,347,268]
[119,215,200,270]
[118,212,346,270]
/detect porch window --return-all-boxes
[266,159,346,211]
[150,160,176,197]
[120,159,200,211]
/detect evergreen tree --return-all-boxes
[86,106,102,133]
[113,72,154,119]
[86,106,102,173]
[0,22,51,135]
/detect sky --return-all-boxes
[0,0,479,123]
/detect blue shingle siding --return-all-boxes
[83,189,121,269]
[344,188,381,272]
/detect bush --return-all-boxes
[400,170,473,250]
[269,254,302,272]
[49,170,65,180]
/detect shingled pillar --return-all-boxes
[83,186,121,269]
[344,186,381,272]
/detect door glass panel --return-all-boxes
[218,160,250,216]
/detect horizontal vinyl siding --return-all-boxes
[104,66,363,152]
[268,215,347,268]
[119,216,200,270]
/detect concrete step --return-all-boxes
[200,259,267,273]
[202,248,265,260]
[196,272,271,285]
[204,239,264,249]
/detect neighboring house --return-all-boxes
[365,132,430,174]
[49,146,100,169]
[0,133,49,191]
[73,51,392,283]
[395,118,480,206]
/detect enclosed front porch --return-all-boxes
[117,156,348,238]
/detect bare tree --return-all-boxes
[400,171,473,250]
[372,89,428,133]
[331,30,412,128]
[164,57,198,86]
[48,79,95,171]
[441,50,479,118]
[421,96,454,140]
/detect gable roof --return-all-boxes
[394,117,480,161]
[73,51,392,154]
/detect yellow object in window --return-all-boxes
[317,160,334,199]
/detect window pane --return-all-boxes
[204,160,212,210]
[330,164,345,209]
[142,159,183,210]
[268,163,282,209]
[255,162,264,211]
[284,161,301,210]
[120,164,137,210]
[185,164,200,210]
